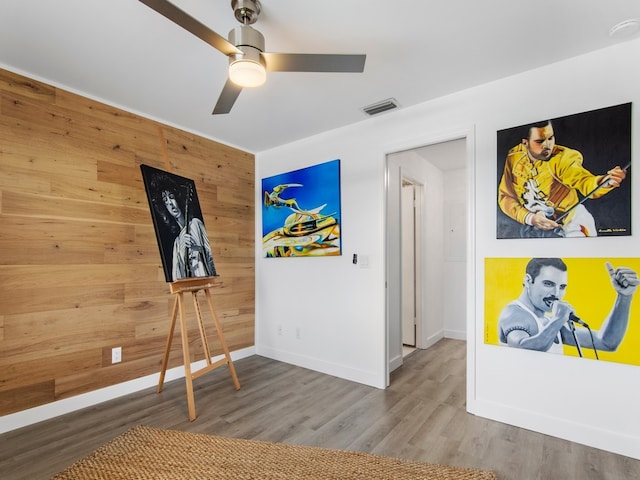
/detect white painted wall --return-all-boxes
[443,167,467,339]
[256,141,388,388]
[256,37,640,459]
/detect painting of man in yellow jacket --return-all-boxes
[496,103,631,239]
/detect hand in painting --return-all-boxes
[528,211,560,231]
[606,262,639,296]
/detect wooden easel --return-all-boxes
[157,276,240,421]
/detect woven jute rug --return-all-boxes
[51,425,497,479]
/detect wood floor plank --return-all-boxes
[1,339,638,480]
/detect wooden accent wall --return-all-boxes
[0,68,255,417]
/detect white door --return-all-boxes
[401,182,416,346]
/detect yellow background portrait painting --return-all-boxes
[485,257,640,366]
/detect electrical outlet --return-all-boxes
[295,327,301,340]
[277,324,283,336]
[111,346,122,364]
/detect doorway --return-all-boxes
[386,137,468,380]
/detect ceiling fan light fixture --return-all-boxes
[229,58,266,87]
[228,26,266,87]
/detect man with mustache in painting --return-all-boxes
[498,121,627,237]
[498,258,638,354]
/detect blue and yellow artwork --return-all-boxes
[262,159,341,258]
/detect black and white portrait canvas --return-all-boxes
[140,164,217,282]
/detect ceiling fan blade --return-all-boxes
[262,53,366,73]
[139,0,241,56]
[212,79,243,115]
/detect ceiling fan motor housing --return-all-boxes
[229,25,265,52]
[231,0,261,25]
[229,25,265,71]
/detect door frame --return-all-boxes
[384,127,476,391]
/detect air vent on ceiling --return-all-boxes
[362,98,399,116]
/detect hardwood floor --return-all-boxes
[1,339,638,479]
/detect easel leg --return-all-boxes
[204,288,241,390]
[192,291,213,367]
[176,292,197,421]
[157,296,179,393]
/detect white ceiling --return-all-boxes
[1,1,639,153]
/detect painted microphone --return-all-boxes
[569,312,589,328]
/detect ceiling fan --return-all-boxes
[138,0,367,114]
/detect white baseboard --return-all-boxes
[0,346,256,434]
[420,330,444,349]
[444,329,466,340]
[471,398,640,461]
[389,353,403,373]
[420,328,466,348]
[256,345,386,389]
